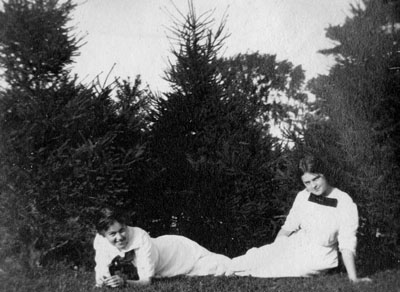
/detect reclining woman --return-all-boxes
[93,207,231,288]
[227,155,371,283]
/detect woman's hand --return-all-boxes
[341,249,373,284]
[103,275,125,288]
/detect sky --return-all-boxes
[70,0,360,92]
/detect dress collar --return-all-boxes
[308,193,338,207]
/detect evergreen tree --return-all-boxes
[0,0,80,89]
[0,0,82,267]
[0,0,151,267]
[149,4,301,255]
[149,3,235,250]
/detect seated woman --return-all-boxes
[227,155,371,283]
[93,208,231,288]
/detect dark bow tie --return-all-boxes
[308,193,338,207]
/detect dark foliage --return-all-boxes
[0,0,153,268]
[218,52,307,128]
[0,0,80,87]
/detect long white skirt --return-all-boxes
[152,235,231,277]
[227,233,338,278]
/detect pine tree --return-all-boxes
[0,0,152,267]
[149,3,289,255]
[149,3,232,247]
[0,0,82,267]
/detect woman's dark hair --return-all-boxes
[299,155,326,175]
[95,207,128,234]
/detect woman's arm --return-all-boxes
[126,278,152,286]
[134,228,157,280]
[337,197,372,283]
[93,235,112,287]
[341,249,371,283]
[278,191,305,239]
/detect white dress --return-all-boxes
[228,188,359,277]
[94,227,231,286]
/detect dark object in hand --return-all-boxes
[109,251,139,280]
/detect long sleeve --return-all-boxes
[134,229,158,279]
[337,197,359,254]
[93,234,113,287]
[281,191,304,233]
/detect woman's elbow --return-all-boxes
[126,277,152,286]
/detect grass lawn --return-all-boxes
[1,266,400,292]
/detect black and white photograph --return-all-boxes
[0,0,399,291]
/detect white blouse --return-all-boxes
[281,187,359,254]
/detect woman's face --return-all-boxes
[301,172,330,196]
[103,221,129,250]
